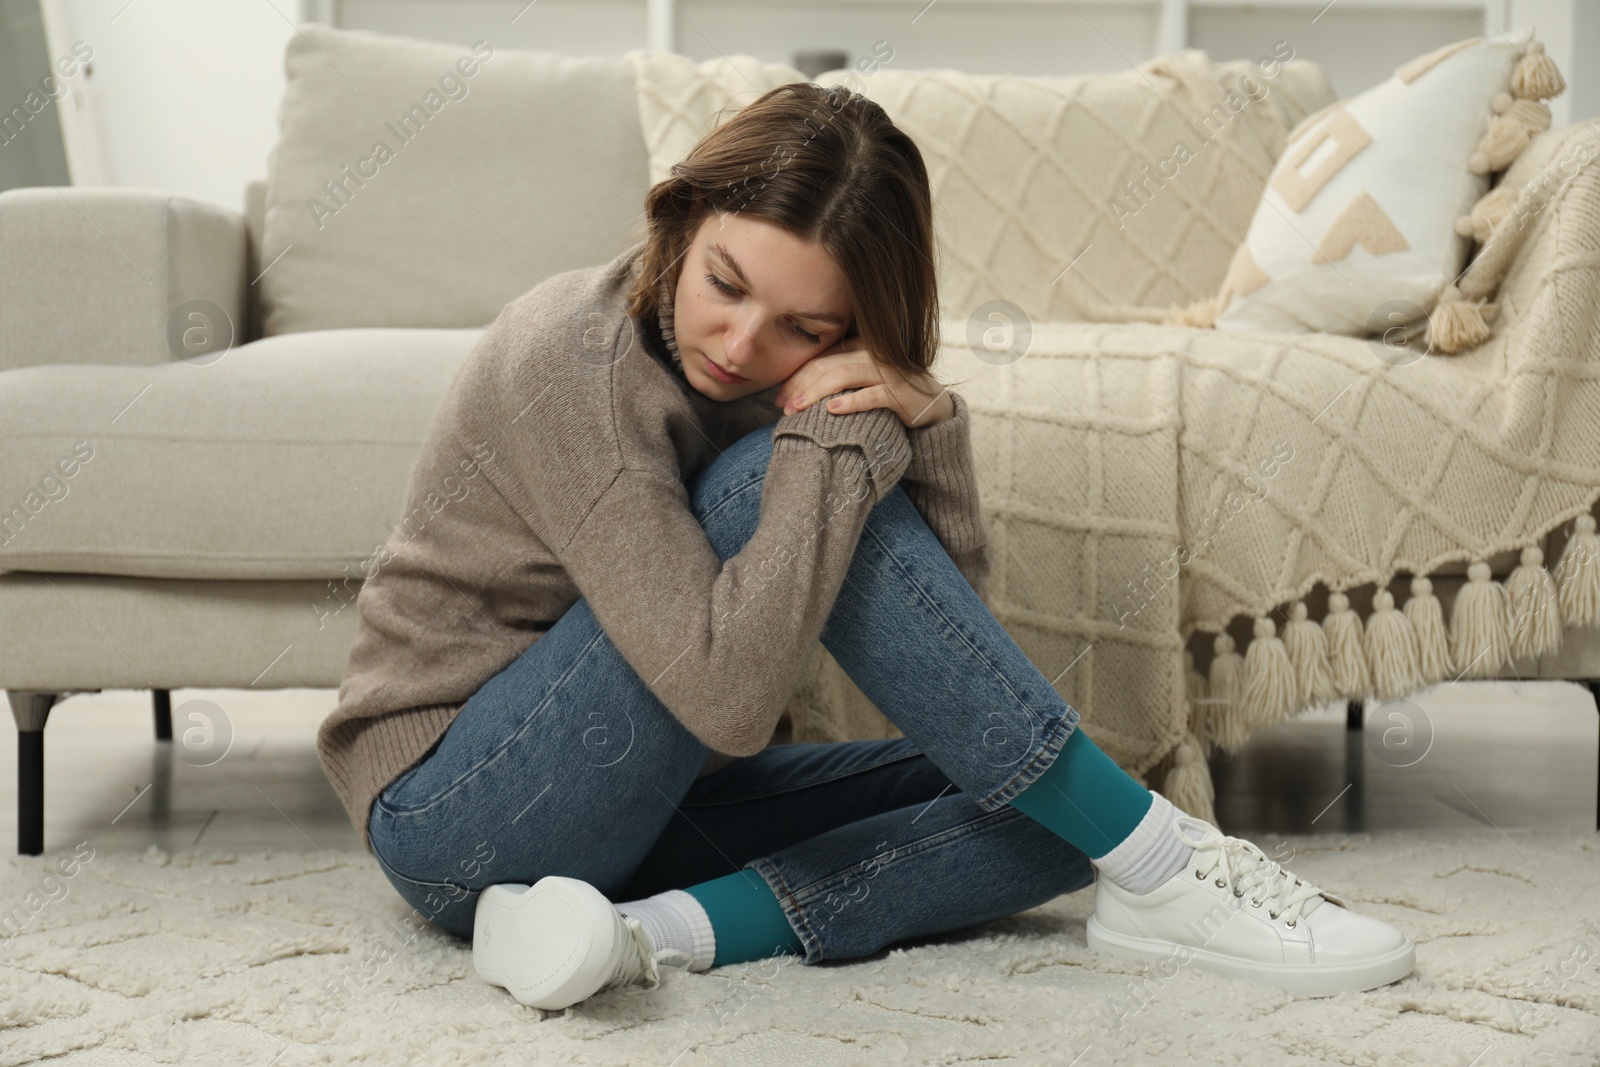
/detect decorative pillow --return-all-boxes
[626,49,809,187]
[1173,26,1566,354]
[809,50,1338,326]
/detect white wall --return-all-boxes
[53,0,298,212]
[1511,0,1600,128]
[49,0,1600,215]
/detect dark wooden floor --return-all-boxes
[1207,679,1598,837]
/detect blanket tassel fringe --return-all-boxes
[1175,511,1600,779]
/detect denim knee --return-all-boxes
[688,424,776,522]
[369,838,478,941]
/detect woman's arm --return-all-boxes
[482,394,913,759]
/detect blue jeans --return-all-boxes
[368,421,1095,964]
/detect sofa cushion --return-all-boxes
[814,49,1337,325]
[258,24,651,336]
[0,329,480,580]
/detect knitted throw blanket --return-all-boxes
[627,49,1600,824]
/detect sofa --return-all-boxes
[4,23,1597,856]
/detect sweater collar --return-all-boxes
[624,240,687,382]
[654,272,686,379]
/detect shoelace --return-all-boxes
[609,913,695,996]
[1175,815,1325,926]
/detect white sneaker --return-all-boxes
[472,876,694,1010]
[1086,814,1415,997]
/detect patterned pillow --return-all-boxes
[809,51,1337,325]
[1174,26,1566,355]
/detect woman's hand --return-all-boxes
[774,336,955,429]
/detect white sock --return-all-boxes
[1090,792,1199,895]
[615,889,716,972]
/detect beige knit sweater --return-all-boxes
[317,239,991,854]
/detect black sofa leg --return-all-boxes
[1588,680,1600,833]
[8,692,58,856]
[1346,698,1364,732]
[153,689,171,742]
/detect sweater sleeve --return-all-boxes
[554,402,912,757]
[899,390,992,607]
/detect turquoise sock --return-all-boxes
[683,869,803,968]
[1008,725,1153,859]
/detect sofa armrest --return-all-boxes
[0,187,247,374]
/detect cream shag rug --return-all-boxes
[4,828,1598,1065]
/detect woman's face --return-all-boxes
[672,211,853,401]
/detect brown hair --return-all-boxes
[624,81,945,385]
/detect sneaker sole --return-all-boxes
[1086,913,1415,997]
[473,877,623,1010]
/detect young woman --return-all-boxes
[328,81,1415,1014]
